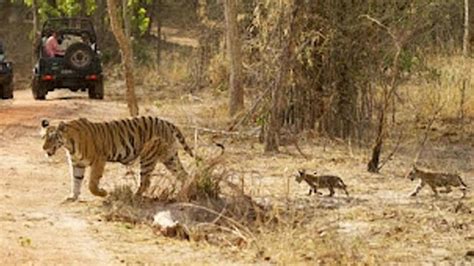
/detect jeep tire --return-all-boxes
[0,83,13,99]
[32,77,47,100]
[64,43,94,72]
[88,79,104,99]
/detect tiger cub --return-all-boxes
[295,170,349,197]
[407,166,468,198]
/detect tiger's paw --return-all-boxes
[62,195,79,204]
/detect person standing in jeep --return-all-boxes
[44,31,65,58]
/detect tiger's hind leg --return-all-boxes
[327,187,335,197]
[136,141,161,196]
[440,186,452,194]
[161,151,193,201]
[460,187,468,198]
[89,160,107,197]
[161,152,189,181]
[429,184,439,197]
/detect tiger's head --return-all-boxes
[295,169,306,183]
[406,165,419,181]
[41,119,67,157]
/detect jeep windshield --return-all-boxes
[42,18,96,43]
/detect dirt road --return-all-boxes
[1,89,473,264]
[0,90,236,265]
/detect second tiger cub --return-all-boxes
[296,170,349,197]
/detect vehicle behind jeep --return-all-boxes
[0,41,13,99]
[32,17,103,100]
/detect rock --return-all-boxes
[152,210,189,240]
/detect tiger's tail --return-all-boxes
[338,177,350,196]
[338,178,347,188]
[458,176,469,188]
[166,121,195,158]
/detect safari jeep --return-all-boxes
[32,17,104,100]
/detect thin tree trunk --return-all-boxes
[122,0,131,37]
[93,0,106,41]
[224,0,244,117]
[107,0,139,116]
[460,0,470,121]
[155,0,162,66]
[264,1,300,153]
[32,0,39,64]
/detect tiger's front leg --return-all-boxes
[65,164,85,202]
[410,180,425,197]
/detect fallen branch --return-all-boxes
[182,125,244,136]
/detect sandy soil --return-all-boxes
[0,89,473,264]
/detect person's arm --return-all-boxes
[51,38,64,56]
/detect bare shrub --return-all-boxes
[101,146,266,247]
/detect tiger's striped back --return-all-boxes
[62,116,194,165]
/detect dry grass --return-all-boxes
[402,56,474,120]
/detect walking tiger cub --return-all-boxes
[295,170,349,197]
[41,116,195,201]
[407,166,468,198]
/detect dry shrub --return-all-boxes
[405,56,474,121]
[208,52,229,91]
[101,146,267,248]
[102,185,155,224]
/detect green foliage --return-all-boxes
[57,0,81,16]
[131,7,150,36]
[18,0,96,21]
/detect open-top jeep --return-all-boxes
[0,41,13,99]
[32,17,104,100]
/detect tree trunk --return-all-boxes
[155,0,162,66]
[367,110,384,173]
[460,0,470,121]
[32,0,39,64]
[224,0,244,117]
[264,1,300,153]
[122,0,131,37]
[107,0,139,116]
[93,0,106,41]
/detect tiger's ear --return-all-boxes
[57,121,66,132]
[41,119,49,128]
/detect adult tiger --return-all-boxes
[40,116,195,201]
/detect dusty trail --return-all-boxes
[0,90,117,264]
[0,90,236,265]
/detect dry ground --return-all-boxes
[0,88,473,264]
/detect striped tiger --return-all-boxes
[40,116,195,201]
